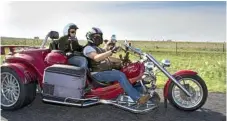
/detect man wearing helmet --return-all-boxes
[58,23,87,68]
[83,27,151,105]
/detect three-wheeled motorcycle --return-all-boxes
[1,31,208,113]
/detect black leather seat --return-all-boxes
[87,70,113,88]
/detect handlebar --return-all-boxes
[123,40,143,55]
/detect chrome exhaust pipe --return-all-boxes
[42,96,100,107]
[42,94,158,113]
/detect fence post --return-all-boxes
[223,42,225,52]
[176,42,178,54]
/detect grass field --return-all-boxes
[126,51,226,93]
[1,37,226,93]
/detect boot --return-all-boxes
[137,94,151,105]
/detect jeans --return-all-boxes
[68,56,88,68]
[92,70,141,101]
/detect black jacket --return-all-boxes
[58,35,84,53]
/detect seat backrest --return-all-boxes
[49,31,59,40]
[48,31,59,50]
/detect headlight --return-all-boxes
[144,62,154,71]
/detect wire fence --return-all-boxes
[1,37,226,54]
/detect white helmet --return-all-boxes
[63,23,79,36]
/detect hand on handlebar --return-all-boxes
[111,46,121,53]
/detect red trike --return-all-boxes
[1,31,208,113]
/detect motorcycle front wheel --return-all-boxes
[167,74,208,111]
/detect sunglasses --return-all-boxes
[70,31,76,34]
[93,34,101,37]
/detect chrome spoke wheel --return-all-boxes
[1,72,20,107]
[172,78,203,109]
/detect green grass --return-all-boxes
[123,51,226,93]
[1,38,226,93]
[1,55,5,64]
[1,37,226,53]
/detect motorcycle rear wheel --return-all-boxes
[1,67,36,111]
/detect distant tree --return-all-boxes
[34,37,39,40]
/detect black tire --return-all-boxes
[167,74,208,111]
[1,67,36,111]
[23,82,37,107]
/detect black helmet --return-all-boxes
[86,27,103,46]
[69,24,78,30]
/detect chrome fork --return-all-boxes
[146,54,192,97]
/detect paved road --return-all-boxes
[1,90,226,121]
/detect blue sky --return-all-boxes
[0,1,226,42]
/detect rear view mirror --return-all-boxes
[161,59,171,67]
[135,48,142,53]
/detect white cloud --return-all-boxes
[1,1,226,42]
[0,1,11,36]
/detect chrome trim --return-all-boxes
[123,40,191,97]
[42,96,158,113]
[42,98,99,107]
[172,78,204,109]
[99,100,157,113]
[1,72,20,107]
[64,97,99,102]
[146,53,192,97]
[139,80,147,93]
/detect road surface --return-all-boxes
[1,90,226,121]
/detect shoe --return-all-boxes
[137,94,151,105]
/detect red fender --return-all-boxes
[1,63,37,84]
[163,70,198,99]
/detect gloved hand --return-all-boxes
[68,36,78,41]
[111,46,120,53]
[66,52,73,57]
